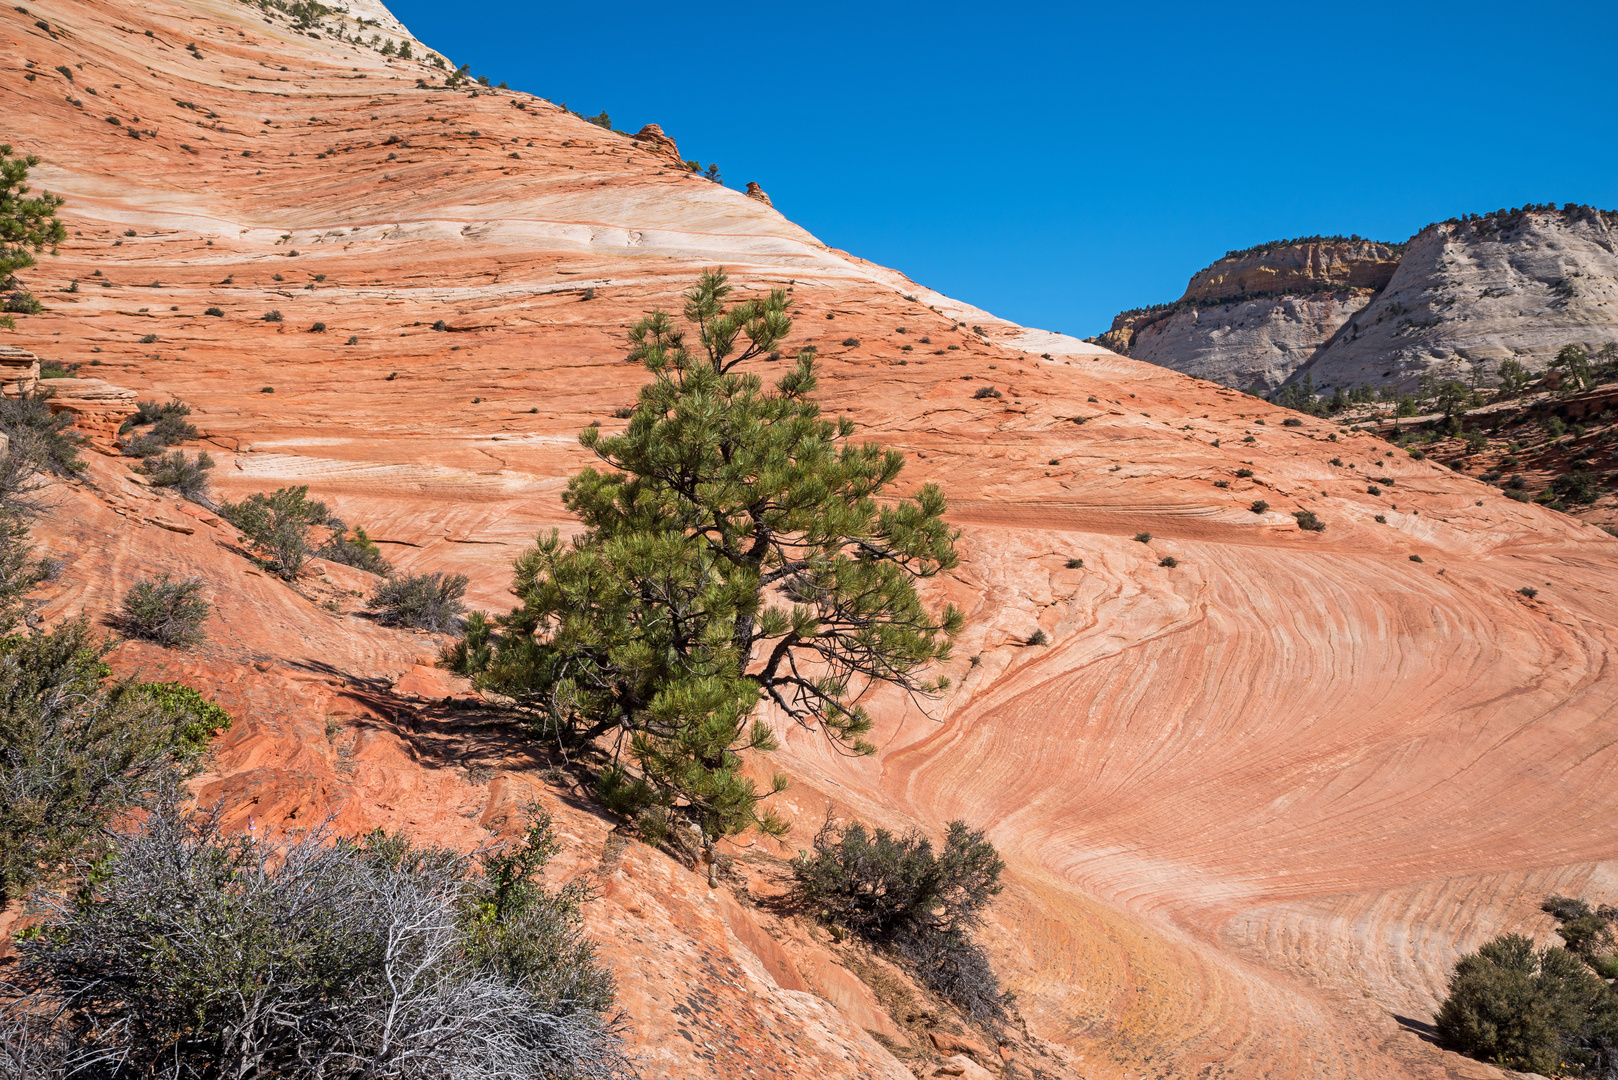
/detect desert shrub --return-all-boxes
[318,523,392,575]
[1250,500,1269,514]
[1065,557,1083,569]
[1133,531,1151,543]
[121,399,197,456]
[1293,510,1325,532]
[1504,474,1527,490]
[0,618,216,906]
[1026,629,1048,646]
[0,390,83,475]
[1435,933,1618,1075]
[1410,554,1424,562]
[138,333,157,344]
[0,798,632,1079]
[119,573,210,647]
[1282,417,1302,426]
[793,816,1007,1024]
[310,320,327,332]
[1519,586,1538,599]
[1159,555,1178,567]
[204,305,223,316]
[367,571,468,632]
[612,407,634,419]
[263,309,282,322]
[1409,448,1427,460]
[432,318,448,331]
[1374,514,1387,523]
[219,486,331,579]
[1367,485,1381,496]
[841,337,860,347]
[137,450,213,500]
[1552,470,1600,504]
[972,386,1001,400]
[1213,479,1229,488]
[1235,468,1253,478]
[131,681,232,748]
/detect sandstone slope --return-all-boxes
[8,2,1618,1079]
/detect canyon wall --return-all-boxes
[1297,208,1618,391]
[1100,239,1401,393]
[1104,211,1618,395]
[7,2,1618,1079]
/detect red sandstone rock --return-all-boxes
[8,1,1618,1078]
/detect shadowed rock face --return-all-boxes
[9,2,1618,1078]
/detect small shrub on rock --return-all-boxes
[1026,629,1048,646]
[204,306,223,316]
[841,337,859,347]
[0,390,84,476]
[1293,510,1325,532]
[1159,555,1177,567]
[1519,586,1538,599]
[972,386,1001,400]
[1065,557,1083,569]
[367,571,468,632]
[318,524,392,575]
[1235,468,1254,478]
[119,573,210,647]
[219,486,331,579]
[1133,531,1151,543]
[1250,500,1269,514]
[137,449,213,500]
[1282,417,1302,427]
[263,309,282,322]
[792,815,1008,1025]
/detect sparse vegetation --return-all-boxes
[1134,531,1151,543]
[219,486,331,579]
[1159,555,1178,567]
[1065,557,1083,569]
[0,798,632,1078]
[121,398,198,458]
[0,389,83,475]
[1519,586,1538,599]
[1027,629,1048,647]
[0,617,224,907]
[0,144,65,293]
[972,386,1001,400]
[793,815,1008,1025]
[119,573,211,647]
[263,309,283,322]
[1250,500,1269,514]
[137,449,214,500]
[1293,510,1325,532]
[367,570,468,632]
[318,523,392,575]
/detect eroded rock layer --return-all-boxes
[7,2,1618,1078]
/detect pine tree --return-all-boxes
[0,144,66,288]
[447,270,961,842]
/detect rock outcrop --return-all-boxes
[1297,206,1618,391]
[8,2,1618,1079]
[1100,238,1402,392]
[1104,210,1618,395]
[0,346,39,395]
[744,181,773,207]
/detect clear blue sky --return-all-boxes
[387,0,1618,338]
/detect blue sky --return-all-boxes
[387,0,1618,338]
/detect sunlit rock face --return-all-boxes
[11,2,1618,1077]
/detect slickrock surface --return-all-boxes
[8,2,1618,1077]
[1301,208,1618,390]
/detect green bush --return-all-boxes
[1134,531,1151,543]
[1293,510,1325,532]
[137,449,213,500]
[367,571,468,632]
[1520,586,1539,599]
[1026,628,1048,646]
[120,398,198,456]
[0,144,66,288]
[1552,471,1600,504]
[219,486,331,579]
[0,798,631,1078]
[1159,555,1178,567]
[1436,933,1618,1075]
[318,523,392,575]
[0,618,213,906]
[204,305,223,316]
[1250,499,1269,514]
[263,309,282,322]
[1235,468,1254,478]
[1065,557,1083,569]
[793,816,1007,1024]
[0,389,83,475]
[119,573,210,647]
[132,680,232,750]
